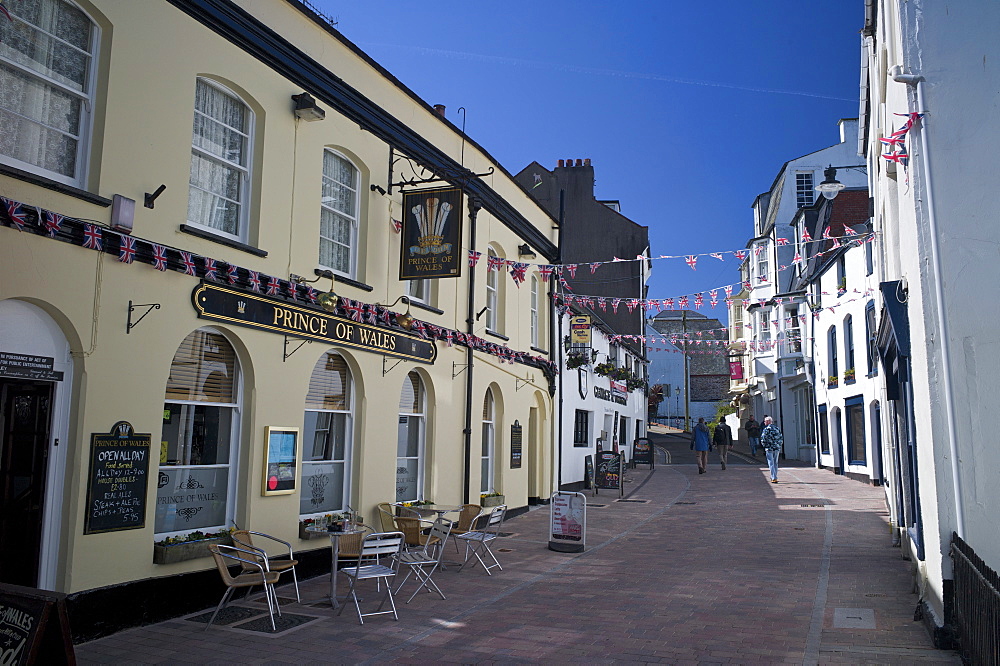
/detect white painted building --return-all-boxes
[861,1,1000,652]
[739,119,866,461]
[556,311,647,491]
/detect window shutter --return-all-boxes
[306,353,350,410]
[399,371,422,414]
[164,329,237,402]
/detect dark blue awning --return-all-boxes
[878,280,910,357]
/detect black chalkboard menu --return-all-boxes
[510,421,523,469]
[84,421,150,534]
[0,583,75,664]
[633,437,654,469]
[595,450,623,496]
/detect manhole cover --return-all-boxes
[615,499,650,504]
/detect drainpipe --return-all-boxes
[554,189,565,491]
[890,66,964,538]
[462,198,482,504]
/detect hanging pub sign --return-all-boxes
[399,187,463,280]
[193,283,436,364]
[569,315,592,345]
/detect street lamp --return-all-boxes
[814,165,867,200]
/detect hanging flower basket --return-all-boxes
[153,531,234,565]
[480,493,505,507]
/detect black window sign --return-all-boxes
[0,353,63,382]
[84,421,150,534]
[633,437,654,469]
[0,584,75,665]
[510,421,522,469]
[595,450,623,496]
[193,283,436,364]
[399,187,463,280]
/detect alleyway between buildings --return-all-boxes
[76,434,959,665]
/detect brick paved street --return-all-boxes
[75,439,960,664]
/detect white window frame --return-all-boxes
[301,353,354,518]
[406,278,430,305]
[187,78,253,243]
[396,372,426,503]
[486,250,500,332]
[0,0,99,187]
[796,172,815,208]
[530,276,539,348]
[756,241,770,283]
[481,389,496,494]
[319,148,360,278]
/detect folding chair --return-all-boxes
[456,504,507,575]
[205,544,281,632]
[231,529,300,602]
[376,502,397,532]
[450,503,482,555]
[336,531,405,624]
[393,518,452,603]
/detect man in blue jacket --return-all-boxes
[690,417,712,474]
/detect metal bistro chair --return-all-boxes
[231,529,300,602]
[449,503,482,555]
[393,518,452,603]
[456,504,507,576]
[376,502,397,533]
[206,544,281,632]
[336,531,405,624]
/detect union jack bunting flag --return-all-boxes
[743,280,752,290]
[733,250,748,261]
[611,298,621,313]
[679,295,689,309]
[645,299,659,311]
[286,281,299,300]
[880,135,905,148]
[710,252,724,261]
[538,265,555,282]
[509,262,528,286]
[625,299,638,312]
[248,270,261,292]
[774,297,783,305]
[342,298,364,322]
[118,235,136,264]
[694,293,704,308]
[564,264,578,278]
[203,258,218,281]
[753,245,763,257]
[597,297,607,311]
[391,217,402,233]
[43,211,64,237]
[468,250,482,267]
[83,223,102,251]
[801,228,812,242]
[685,255,697,270]
[180,251,196,276]
[793,251,803,263]
[710,291,718,308]
[663,298,674,310]
[486,254,505,272]
[266,277,281,295]
[589,262,601,274]
[363,303,377,324]
[558,276,572,291]
[152,244,168,271]
[799,315,807,325]
[226,264,238,285]
[444,329,454,346]
[822,227,841,248]
[305,286,317,304]
[1,197,27,231]
[724,284,733,297]
[882,151,909,164]
[776,238,789,246]
[411,319,428,339]
[724,298,733,308]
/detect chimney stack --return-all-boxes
[433,104,446,117]
[557,159,565,167]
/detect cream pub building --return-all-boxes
[0,0,559,636]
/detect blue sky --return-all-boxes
[312,1,862,316]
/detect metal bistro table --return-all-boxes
[305,524,364,609]
[393,503,464,520]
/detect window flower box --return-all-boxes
[844,368,856,383]
[827,376,838,389]
[481,493,505,508]
[153,530,233,565]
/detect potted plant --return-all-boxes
[827,375,839,388]
[480,491,505,507]
[594,362,615,377]
[566,353,589,370]
[153,528,234,565]
[844,367,856,382]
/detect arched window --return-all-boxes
[485,249,500,332]
[319,149,360,277]
[301,352,353,516]
[158,329,240,534]
[396,371,425,502]
[481,389,496,494]
[0,0,99,186]
[187,78,253,242]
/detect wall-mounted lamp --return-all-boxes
[294,270,338,312]
[291,92,326,122]
[517,243,536,259]
[370,184,387,196]
[814,164,866,200]
[379,295,414,330]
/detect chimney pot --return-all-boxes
[576,159,583,167]
[558,159,564,167]
[433,104,446,117]
[584,158,591,166]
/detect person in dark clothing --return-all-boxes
[713,420,733,470]
[745,416,761,456]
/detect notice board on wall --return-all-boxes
[84,421,150,534]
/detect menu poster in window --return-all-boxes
[84,421,150,534]
[510,421,523,469]
[262,427,299,496]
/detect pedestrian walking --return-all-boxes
[760,416,783,483]
[745,416,761,456]
[690,417,712,474]
[713,420,733,470]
